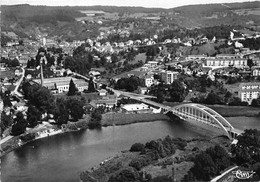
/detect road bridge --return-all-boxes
[72,72,242,139]
[109,88,242,139]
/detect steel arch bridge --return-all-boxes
[105,87,242,139]
[165,103,241,139]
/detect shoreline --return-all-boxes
[1,108,259,157]
[79,135,231,182]
[0,113,169,157]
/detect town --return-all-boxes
[1,2,260,182]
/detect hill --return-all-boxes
[1,2,260,41]
[170,1,260,28]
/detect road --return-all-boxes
[11,67,25,97]
[0,135,14,145]
[1,67,25,145]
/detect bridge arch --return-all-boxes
[170,103,234,138]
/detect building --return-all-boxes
[147,61,158,68]
[216,54,241,59]
[187,55,207,61]
[33,77,88,93]
[144,75,154,87]
[205,56,248,68]
[238,82,260,104]
[137,87,148,94]
[90,96,117,109]
[252,69,260,77]
[121,103,151,113]
[161,70,179,84]
[98,89,107,96]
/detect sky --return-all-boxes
[1,0,257,8]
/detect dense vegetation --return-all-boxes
[114,76,145,92]
[107,136,186,182]
[2,80,87,135]
[104,129,260,182]
[184,145,230,181]
[149,80,186,103]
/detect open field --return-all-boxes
[0,70,15,79]
[207,104,260,117]
[102,112,170,126]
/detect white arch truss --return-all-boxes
[171,103,234,137]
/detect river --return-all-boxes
[1,116,260,182]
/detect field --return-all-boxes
[207,104,260,117]
[233,8,260,16]
[102,112,170,126]
[0,69,15,79]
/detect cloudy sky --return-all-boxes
[1,0,256,8]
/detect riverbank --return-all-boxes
[207,105,260,117]
[102,112,170,126]
[80,135,231,182]
[0,113,170,157]
[165,102,260,117]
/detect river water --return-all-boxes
[1,116,260,182]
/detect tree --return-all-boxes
[0,111,13,133]
[30,86,55,113]
[228,97,248,106]
[2,95,12,107]
[11,112,28,136]
[8,58,20,67]
[108,167,140,182]
[232,129,260,165]
[206,145,230,172]
[67,97,85,121]
[130,143,145,152]
[247,59,254,69]
[169,80,186,102]
[251,97,260,107]
[88,108,102,129]
[190,152,216,181]
[27,105,41,128]
[67,79,77,96]
[115,76,145,92]
[54,98,69,125]
[204,91,223,105]
[88,77,96,93]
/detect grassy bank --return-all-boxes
[165,102,260,117]
[206,105,260,117]
[102,112,170,126]
[80,136,230,182]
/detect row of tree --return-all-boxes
[114,76,145,92]
[149,80,186,103]
[184,129,260,181]
[1,57,20,67]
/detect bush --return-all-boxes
[251,98,260,107]
[172,138,187,150]
[145,140,159,150]
[20,133,36,142]
[151,175,172,182]
[228,97,248,106]
[130,143,145,152]
[108,167,140,182]
[129,157,151,171]
[88,108,103,129]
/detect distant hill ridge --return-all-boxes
[1,1,259,41]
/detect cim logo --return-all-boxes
[232,170,255,180]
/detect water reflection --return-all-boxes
[2,117,259,182]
